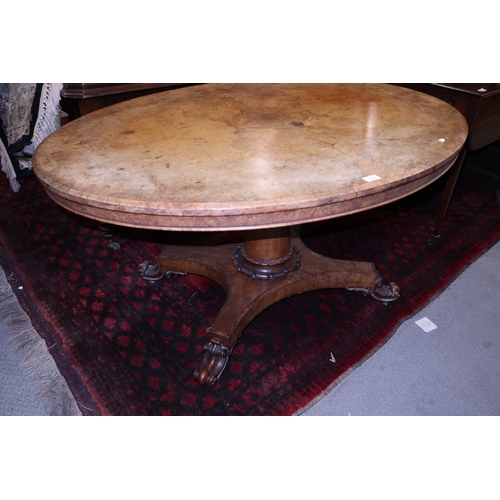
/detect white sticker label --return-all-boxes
[363,174,382,182]
[415,317,438,333]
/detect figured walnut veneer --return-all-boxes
[34,84,467,231]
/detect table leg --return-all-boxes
[144,227,399,386]
[428,146,468,245]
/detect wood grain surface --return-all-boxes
[33,84,468,231]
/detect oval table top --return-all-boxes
[33,84,468,231]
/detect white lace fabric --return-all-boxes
[0,83,62,192]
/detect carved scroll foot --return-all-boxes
[193,340,232,387]
[346,275,400,303]
[138,261,187,281]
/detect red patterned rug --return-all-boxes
[1,171,499,415]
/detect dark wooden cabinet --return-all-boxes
[393,83,500,241]
[60,83,201,120]
[394,84,500,151]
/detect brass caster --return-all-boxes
[138,262,188,282]
[137,261,165,281]
[427,234,440,246]
[370,281,400,302]
[346,275,400,303]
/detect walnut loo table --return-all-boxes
[33,84,468,386]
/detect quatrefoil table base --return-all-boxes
[139,229,399,386]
